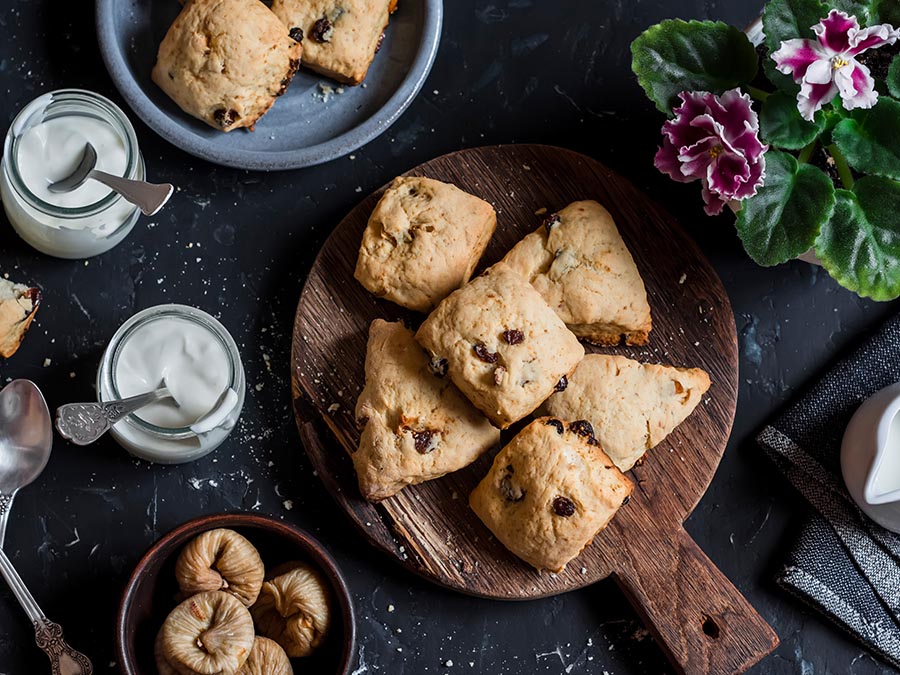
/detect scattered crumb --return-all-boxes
[327,403,340,413]
[534,207,547,215]
[678,273,687,284]
[42,358,51,367]
[387,604,395,612]
[283,499,294,511]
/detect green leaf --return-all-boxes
[833,97,900,180]
[815,179,900,300]
[829,0,873,24]
[631,20,759,114]
[760,91,826,149]
[761,0,827,94]
[736,149,836,265]
[762,54,800,96]
[888,54,900,99]
[762,0,827,52]
[872,0,900,25]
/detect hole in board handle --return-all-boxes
[701,615,720,639]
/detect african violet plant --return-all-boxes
[631,0,900,300]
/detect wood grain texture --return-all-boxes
[291,145,777,673]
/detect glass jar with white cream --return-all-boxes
[1,89,144,258]
[97,305,246,464]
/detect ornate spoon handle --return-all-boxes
[34,619,93,675]
[55,387,171,446]
[0,548,92,673]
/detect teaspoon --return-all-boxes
[55,386,174,446]
[47,142,173,216]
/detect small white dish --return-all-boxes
[841,382,900,533]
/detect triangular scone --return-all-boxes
[502,200,652,346]
[539,354,710,471]
[354,319,500,501]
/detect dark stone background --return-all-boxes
[0,1,896,673]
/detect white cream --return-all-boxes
[114,316,232,429]
[17,115,127,211]
[1,90,143,258]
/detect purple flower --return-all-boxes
[772,10,900,121]
[654,89,767,216]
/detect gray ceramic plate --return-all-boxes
[96,0,442,170]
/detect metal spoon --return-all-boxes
[55,386,173,446]
[47,143,173,216]
[0,380,93,674]
[0,380,52,549]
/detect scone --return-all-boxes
[0,278,40,358]
[271,0,395,84]
[354,176,496,312]
[540,354,710,471]
[354,319,500,501]
[470,417,633,572]
[152,0,302,132]
[502,200,652,346]
[415,263,584,428]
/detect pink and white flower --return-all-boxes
[654,89,767,216]
[772,10,900,121]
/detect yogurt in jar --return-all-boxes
[97,305,246,464]
[114,316,233,430]
[1,89,145,259]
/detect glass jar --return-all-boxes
[1,89,144,259]
[97,304,246,464]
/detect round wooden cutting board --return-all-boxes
[291,145,778,674]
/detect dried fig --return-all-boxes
[160,590,255,675]
[154,629,180,675]
[175,528,265,607]
[237,636,293,675]
[250,561,331,657]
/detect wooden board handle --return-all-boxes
[613,526,778,675]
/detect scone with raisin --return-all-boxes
[502,200,652,346]
[470,417,633,572]
[540,355,711,471]
[152,0,302,132]
[0,278,40,358]
[354,176,496,312]
[354,320,500,501]
[271,0,395,85]
[415,263,584,429]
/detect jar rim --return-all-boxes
[100,305,242,440]
[3,89,140,218]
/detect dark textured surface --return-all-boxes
[0,1,896,674]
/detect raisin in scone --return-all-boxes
[152,0,302,132]
[502,200,652,346]
[540,355,710,471]
[415,263,584,429]
[470,417,633,573]
[271,0,394,85]
[0,278,40,358]
[354,320,500,501]
[354,176,496,312]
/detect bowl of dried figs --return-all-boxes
[117,513,356,675]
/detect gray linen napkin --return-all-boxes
[756,314,900,669]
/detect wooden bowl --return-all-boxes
[116,513,356,675]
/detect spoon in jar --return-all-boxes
[55,385,174,446]
[47,142,173,216]
[0,380,93,674]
